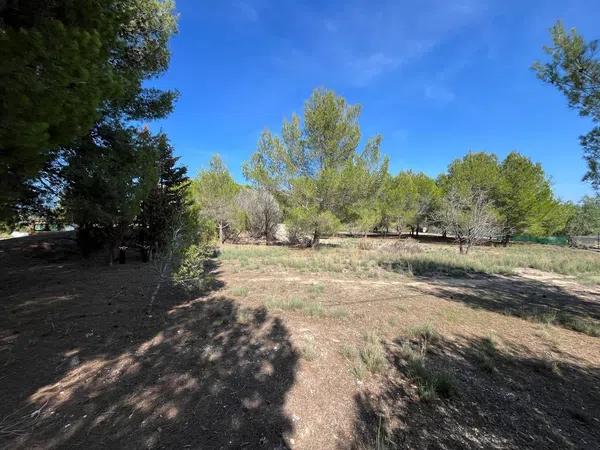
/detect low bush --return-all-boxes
[172,244,213,293]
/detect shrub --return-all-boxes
[172,244,212,293]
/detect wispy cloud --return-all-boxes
[349,53,400,86]
[265,0,491,87]
[233,1,259,22]
[423,84,456,105]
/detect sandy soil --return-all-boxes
[1,235,599,449]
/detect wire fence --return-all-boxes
[511,235,569,246]
[512,234,600,249]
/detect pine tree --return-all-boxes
[0,0,178,223]
[136,132,189,258]
[61,121,158,263]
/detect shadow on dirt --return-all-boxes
[0,235,298,449]
[348,334,600,449]
[378,256,600,336]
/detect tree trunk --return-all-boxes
[218,222,224,244]
[312,229,320,248]
[416,223,420,237]
[458,240,464,254]
[502,233,510,247]
[119,247,126,264]
[108,244,115,266]
[141,246,150,262]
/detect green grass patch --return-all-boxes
[409,323,440,346]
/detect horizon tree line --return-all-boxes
[1,5,599,259]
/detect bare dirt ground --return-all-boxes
[1,234,599,449]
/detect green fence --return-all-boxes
[511,235,569,246]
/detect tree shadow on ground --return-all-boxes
[379,258,600,336]
[0,235,298,449]
[348,334,600,449]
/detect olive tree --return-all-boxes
[436,189,500,254]
[237,188,282,243]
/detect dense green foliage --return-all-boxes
[61,122,159,260]
[437,151,570,242]
[567,195,600,239]
[383,171,441,236]
[136,133,189,254]
[0,0,178,223]
[191,155,241,243]
[534,21,600,190]
[180,90,576,252]
[243,88,388,246]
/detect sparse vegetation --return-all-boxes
[5,5,600,449]
[341,334,387,379]
[232,286,250,297]
[220,240,600,283]
[474,335,498,373]
[308,282,326,295]
[410,323,440,347]
[399,327,457,401]
[264,297,347,319]
[299,334,319,361]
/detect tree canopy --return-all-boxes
[0,0,178,223]
[243,88,388,246]
[61,122,159,261]
[567,195,600,238]
[437,151,569,241]
[534,21,600,191]
[191,155,241,243]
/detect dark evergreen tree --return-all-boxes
[61,121,158,263]
[0,0,178,224]
[136,132,189,259]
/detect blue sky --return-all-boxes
[149,0,600,202]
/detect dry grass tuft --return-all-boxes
[379,237,423,255]
[341,333,387,379]
[231,286,249,297]
[299,334,319,361]
[264,297,348,320]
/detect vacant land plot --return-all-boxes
[1,234,600,449]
